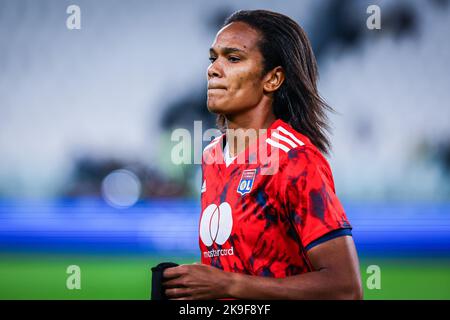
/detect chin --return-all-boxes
[207,100,226,114]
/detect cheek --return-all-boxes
[229,72,263,100]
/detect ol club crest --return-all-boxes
[237,169,257,196]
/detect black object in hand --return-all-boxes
[151,262,179,300]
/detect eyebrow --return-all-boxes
[209,47,247,55]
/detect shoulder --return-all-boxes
[268,120,328,168]
[202,134,224,167]
[270,121,332,181]
[286,145,329,169]
[203,134,224,155]
[266,119,309,154]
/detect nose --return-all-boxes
[207,60,222,79]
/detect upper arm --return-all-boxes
[307,235,363,299]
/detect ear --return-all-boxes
[263,66,285,93]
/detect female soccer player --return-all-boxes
[163,9,363,300]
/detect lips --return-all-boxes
[207,84,226,90]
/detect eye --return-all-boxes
[209,57,217,63]
[228,56,240,62]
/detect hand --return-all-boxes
[162,263,232,300]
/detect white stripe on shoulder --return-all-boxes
[203,136,221,151]
[276,126,304,146]
[272,131,298,148]
[266,138,291,153]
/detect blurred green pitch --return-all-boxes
[0,254,449,300]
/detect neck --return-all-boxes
[224,98,276,157]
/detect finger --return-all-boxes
[163,265,186,279]
[172,296,193,300]
[165,287,191,299]
[162,277,185,289]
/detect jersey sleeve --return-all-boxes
[281,147,352,251]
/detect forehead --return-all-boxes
[212,22,261,52]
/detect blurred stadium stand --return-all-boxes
[1,0,449,200]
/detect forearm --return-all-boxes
[224,269,362,300]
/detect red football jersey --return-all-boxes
[199,119,352,277]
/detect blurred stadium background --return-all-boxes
[1,0,449,299]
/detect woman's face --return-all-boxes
[207,22,266,116]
